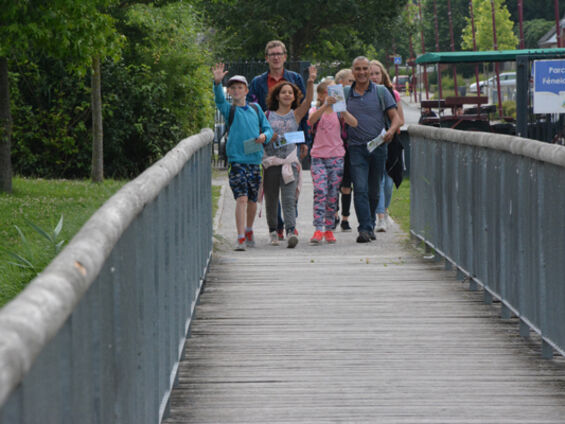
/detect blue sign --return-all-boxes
[533,59,565,114]
[534,59,565,94]
[393,56,402,65]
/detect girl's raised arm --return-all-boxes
[294,65,317,122]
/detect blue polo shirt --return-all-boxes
[346,82,396,147]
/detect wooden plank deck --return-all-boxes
[164,173,565,423]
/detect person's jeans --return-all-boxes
[376,174,394,215]
[348,143,387,232]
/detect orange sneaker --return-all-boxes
[310,230,323,244]
[324,230,336,243]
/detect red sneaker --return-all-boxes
[245,230,255,248]
[310,230,323,244]
[235,236,246,251]
[324,230,336,244]
[277,229,285,240]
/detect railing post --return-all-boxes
[516,56,529,138]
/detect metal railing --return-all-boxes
[0,129,214,424]
[409,125,565,359]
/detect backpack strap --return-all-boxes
[227,103,261,131]
[227,104,236,130]
[375,84,392,129]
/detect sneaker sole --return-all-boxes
[234,246,246,251]
[287,235,298,248]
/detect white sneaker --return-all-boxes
[376,217,387,232]
[287,233,298,248]
[269,231,280,246]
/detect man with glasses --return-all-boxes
[248,40,309,239]
[248,40,306,113]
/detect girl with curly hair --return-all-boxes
[262,65,316,248]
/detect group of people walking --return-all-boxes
[212,40,404,251]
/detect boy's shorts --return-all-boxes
[228,163,261,202]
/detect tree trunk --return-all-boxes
[0,57,13,193]
[91,55,104,183]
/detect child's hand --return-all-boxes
[256,133,266,144]
[325,96,337,106]
[300,144,308,160]
[308,65,317,83]
[211,63,228,85]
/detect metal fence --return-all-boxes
[0,129,214,424]
[409,125,565,359]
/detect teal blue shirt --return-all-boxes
[214,83,273,165]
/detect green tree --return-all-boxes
[9,1,212,180]
[0,1,122,192]
[193,0,407,62]
[506,0,565,22]
[422,0,470,53]
[461,0,519,51]
[519,19,555,48]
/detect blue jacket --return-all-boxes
[214,83,273,165]
[247,69,311,145]
[247,69,306,111]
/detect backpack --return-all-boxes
[379,86,404,188]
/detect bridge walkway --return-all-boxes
[164,171,565,423]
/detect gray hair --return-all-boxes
[352,56,369,67]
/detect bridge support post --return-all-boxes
[500,304,512,319]
[542,340,554,359]
[519,320,530,338]
[483,290,493,304]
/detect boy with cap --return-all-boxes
[212,63,273,251]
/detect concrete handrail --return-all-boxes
[0,128,213,406]
[408,124,565,168]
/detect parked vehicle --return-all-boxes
[393,75,410,92]
[469,72,516,93]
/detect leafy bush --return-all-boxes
[10,58,92,178]
[10,2,214,180]
[502,100,516,119]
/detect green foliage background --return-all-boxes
[9,2,213,179]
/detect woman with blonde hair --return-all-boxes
[368,59,405,232]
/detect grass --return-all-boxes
[212,185,221,219]
[388,178,410,234]
[0,176,224,308]
[0,177,126,307]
